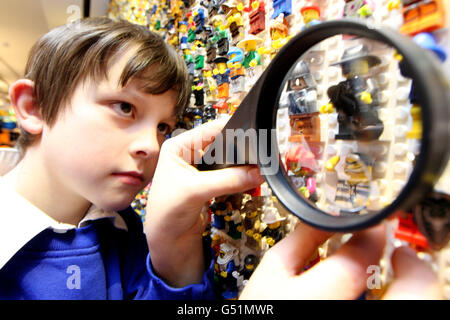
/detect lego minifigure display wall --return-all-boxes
[109,0,450,299]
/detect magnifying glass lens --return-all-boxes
[276,35,420,217]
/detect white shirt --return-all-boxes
[0,148,127,270]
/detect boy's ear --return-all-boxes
[9,79,43,135]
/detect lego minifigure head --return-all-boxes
[244,254,258,270]
[331,44,381,78]
[217,242,238,264]
[270,21,288,41]
[287,60,316,91]
[300,5,320,24]
[179,20,188,33]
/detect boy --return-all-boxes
[0,17,441,300]
[0,17,238,299]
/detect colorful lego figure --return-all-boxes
[192,107,204,127]
[212,55,230,99]
[221,0,245,41]
[261,207,286,247]
[194,45,206,69]
[216,242,240,299]
[271,0,292,19]
[343,0,374,19]
[227,46,245,93]
[210,15,231,56]
[243,199,262,249]
[192,76,205,107]
[193,7,206,33]
[203,67,218,102]
[202,104,217,122]
[213,101,230,118]
[326,152,373,212]
[240,254,259,281]
[237,35,263,87]
[210,195,228,230]
[227,97,241,115]
[285,144,318,200]
[182,47,195,76]
[247,0,266,35]
[269,19,291,57]
[403,32,447,140]
[282,60,320,143]
[324,44,384,141]
[300,4,321,29]
[224,193,244,240]
[178,20,189,50]
[285,60,318,115]
[400,0,446,35]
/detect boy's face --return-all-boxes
[40,48,177,211]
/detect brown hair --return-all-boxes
[19,17,190,151]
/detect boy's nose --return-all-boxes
[129,129,160,160]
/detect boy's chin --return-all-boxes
[93,197,135,212]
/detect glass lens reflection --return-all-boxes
[276,35,420,216]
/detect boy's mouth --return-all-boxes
[112,171,145,186]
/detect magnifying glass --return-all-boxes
[197,19,449,247]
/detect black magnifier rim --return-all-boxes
[255,19,449,232]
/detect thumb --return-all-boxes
[383,246,442,299]
[196,165,264,201]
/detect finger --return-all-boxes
[382,246,442,300]
[194,165,264,201]
[268,222,333,276]
[290,224,386,299]
[171,118,230,152]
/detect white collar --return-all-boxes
[0,148,128,270]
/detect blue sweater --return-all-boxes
[0,208,216,300]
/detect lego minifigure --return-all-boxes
[221,0,244,42]
[271,0,292,19]
[192,75,205,107]
[203,67,218,102]
[343,0,374,19]
[203,104,217,122]
[240,254,259,281]
[212,55,230,99]
[285,60,317,115]
[326,152,374,212]
[210,195,228,230]
[261,207,286,247]
[404,32,447,140]
[227,46,245,93]
[243,199,262,249]
[213,101,229,119]
[281,59,321,144]
[269,18,291,58]
[237,35,263,87]
[224,193,244,240]
[285,144,319,200]
[324,44,384,141]
[247,0,265,35]
[216,242,240,299]
[300,4,321,29]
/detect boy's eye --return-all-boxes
[157,123,172,136]
[112,102,134,117]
